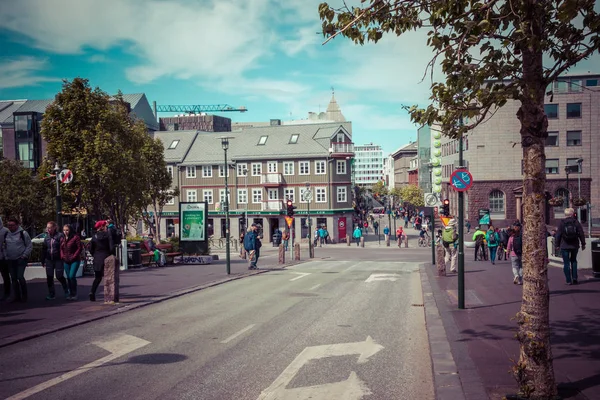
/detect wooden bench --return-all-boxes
[156,243,183,265]
[139,241,157,267]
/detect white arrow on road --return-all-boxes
[257,336,383,400]
[7,334,150,400]
[365,273,401,283]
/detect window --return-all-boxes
[258,136,268,145]
[237,163,248,176]
[299,187,309,203]
[336,160,346,174]
[186,166,196,178]
[586,79,598,87]
[544,104,558,119]
[219,189,230,203]
[166,165,173,178]
[315,160,326,175]
[203,190,213,204]
[566,130,581,146]
[17,142,33,168]
[337,186,347,203]
[252,163,262,176]
[166,194,175,205]
[545,159,559,174]
[284,188,295,202]
[546,131,558,147]
[315,187,327,203]
[566,103,581,118]
[238,189,248,204]
[268,188,278,200]
[554,79,568,93]
[168,140,179,149]
[299,161,310,175]
[489,190,505,213]
[252,188,263,203]
[336,133,345,142]
[218,165,229,177]
[566,158,582,173]
[570,79,583,92]
[289,134,299,144]
[284,162,294,175]
[267,161,277,173]
[202,165,212,178]
[186,189,197,202]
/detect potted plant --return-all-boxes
[548,196,564,207]
[572,197,587,207]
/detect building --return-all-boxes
[354,143,384,188]
[382,155,395,188]
[437,73,598,227]
[390,142,418,189]
[154,122,356,242]
[159,114,232,132]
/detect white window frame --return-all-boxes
[284,162,294,176]
[315,187,327,203]
[219,164,230,177]
[186,189,197,202]
[267,161,278,173]
[299,161,310,175]
[252,163,262,176]
[336,160,346,174]
[299,187,309,204]
[202,165,212,178]
[203,189,213,204]
[219,188,230,203]
[284,188,295,202]
[337,186,347,203]
[315,160,326,175]
[186,166,196,179]
[268,188,279,200]
[166,165,173,178]
[252,188,263,204]
[237,163,248,177]
[237,189,248,204]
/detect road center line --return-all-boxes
[309,284,321,291]
[221,324,256,344]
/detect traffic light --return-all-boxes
[286,199,296,217]
[442,199,450,216]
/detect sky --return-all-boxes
[1,0,599,156]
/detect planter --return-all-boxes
[548,197,564,207]
[572,198,587,207]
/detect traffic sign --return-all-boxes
[449,169,473,192]
[424,193,441,206]
[285,216,294,228]
[59,169,73,184]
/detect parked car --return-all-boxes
[32,232,47,244]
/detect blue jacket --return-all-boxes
[383,227,390,235]
[244,231,257,251]
[353,228,362,238]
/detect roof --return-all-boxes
[0,101,26,124]
[152,130,198,163]
[181,122,352,165]
[391,142,418,157]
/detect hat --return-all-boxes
[94,220,107,230]
[251,223,258,227]
[448,218,457,227]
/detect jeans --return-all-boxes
[355,237,360,246]
[1,259,10,299]
[489,246,498,263]
[45,258,68,296]
[283,240,288,251]
[64,261,80,297]
[511,256,522,283]
[8,259,27,301]
[91,269,104,295]
[561,248,579,283]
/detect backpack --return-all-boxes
[2,230,26,249]
[513,234,522,256]
[562,219,578,241]
[488,232,497,245]
[442,228,457,246]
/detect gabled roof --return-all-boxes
[116,93,159,130]
[152,130,198,163]
[391,142,418,158]
[0,100,26,124]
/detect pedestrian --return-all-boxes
[373,220,379,236]
[239,230,247,259]
[0,217,10,301]
[404,214,409,228]
[318,226,325,247]
[486,225,500,265]
[244,223,261,269]
[499,227,510,261]
[353,225,362,246]
[60,224,82,300]
[281,229,289,251]
[383,225,390,243]
[42,221,69,300]
[89,220,114,301]
[465,220,471,234]
[506,223,523,285]
[472,226,487,261]
[442,219,458,273]
[555,207,586,285]
[396,226,404,248]
[146,233,165,267]
[3,217,32,302]
[313,227,320,248]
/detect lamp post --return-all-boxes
[53,161,62,227]
[427,162,435,266]
[565,167,570,209]
[220,137,234,275]
[457,129,465,310]
[243,167,248,230]
[577,158,583,221]
[305,182,313,258]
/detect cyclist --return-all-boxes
[419,227,430,246]
[472,226,487,261]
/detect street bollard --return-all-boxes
[360,236,365,248]
[436,244,447,276]
[294,243,301,260]
[104,255,119,303]
[279,244,285,264]
[385,235,390,247]
[404,235,409,248]
[347,235,351,246]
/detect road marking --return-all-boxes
[290,272,311,281]
[309,284,321,291]
[6,334,150,400]
[365,273,401,283]
[257,336,383,400]
[221,324,256,344]
[342,263,359,273]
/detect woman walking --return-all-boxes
[60,224,82,300]
[89,221,114,301]
[486,226,500,265]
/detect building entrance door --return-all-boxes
[338,217,347,242]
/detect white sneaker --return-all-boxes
[513,276,519,284]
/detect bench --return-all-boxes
[139,241,157,267]
[156,243,183,265]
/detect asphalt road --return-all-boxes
[0,242,435,400]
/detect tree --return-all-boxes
[389,187,403,200]
[371,180,389,197]
[399,184,424,207]
[319,1,600,398]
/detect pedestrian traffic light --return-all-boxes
[286,199,296,217]
[442,199,450,216]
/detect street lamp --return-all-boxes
[53,161,62,226]
[219,137,234,275]
[577,158,583,221]
[243,167,248,230]
[305,181,314,258]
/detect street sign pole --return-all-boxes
[458,133,465,310]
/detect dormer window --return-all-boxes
[168,140,180,149]
[258,135,268,145]
[289,134,299,144]
[336,133,345,142]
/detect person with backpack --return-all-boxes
[555,208,586,285]
[89,220,114,301]
[4,217,33,302]
[442,219,459,273]
[318,226,326,247]
[0,217,10,301]
[42,221,69,300]
[472,226,487,261]
[353,225,362,246]
[506,223,523,284]
[60,224,82,300]
[486,226,500,265]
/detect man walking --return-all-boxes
[4,218,32,302]
[42,221,69,300]
[0,217,10,301]
[244,223,261,270]
[442,218,459,273]
[555,208,586,285]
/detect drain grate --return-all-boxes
[411,303,424,307]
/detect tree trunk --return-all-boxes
[514,7,557,398]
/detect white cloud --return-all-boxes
[88,54,108,63]
[0,56,58,89]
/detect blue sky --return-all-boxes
[1,0,599,155]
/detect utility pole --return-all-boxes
[53,162,62,227]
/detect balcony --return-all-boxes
[262,200,283,211]
[330,142,354,157]
[261,173,283,186]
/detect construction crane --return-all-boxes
[152,101,247,115]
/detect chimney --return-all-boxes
[270,119,282,126]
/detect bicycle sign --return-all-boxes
[450,169,473,192]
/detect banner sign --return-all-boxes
[180,202,208,242]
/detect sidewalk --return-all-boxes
[423,255,600,400]
[0,247,288,349]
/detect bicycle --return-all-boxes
[477,244,489,261]
[418,236,431,247]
